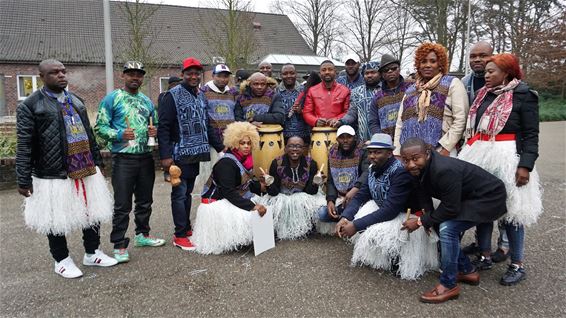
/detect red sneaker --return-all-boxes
[173,236,196,251]
[186,230,193,237]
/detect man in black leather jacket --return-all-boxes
[16,59,116,279]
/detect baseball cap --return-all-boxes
[213,64,232,75]
[182,57,203,72]
[337,125,356,137]
[343,54,360,64]
[123,61,146,74]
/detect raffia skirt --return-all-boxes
[192,196,262,255]
[23,167,113,236]
[349,201,439,280]
[256,191,326,240]
[458,139,543,226]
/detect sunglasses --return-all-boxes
[382,66,399,73]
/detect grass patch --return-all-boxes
[539,95,566,122]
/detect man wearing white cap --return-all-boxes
[335,133,439,280]
[201,64,238,143]
[336,54,364,90]
[316,125,367,234]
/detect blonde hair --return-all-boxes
[223,122,260,150]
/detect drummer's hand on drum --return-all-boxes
[316,118,327,127]
[328,118,341,128]
[254,204,267,217]
[161,158,174,172]
[251,121,263,127]
[344,187,359,207]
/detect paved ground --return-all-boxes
[1,122,565,317]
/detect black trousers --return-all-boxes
[47,226,100,262]
[110,153,155,249]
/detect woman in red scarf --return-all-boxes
[458,53,542,286]
[192,122,268,254]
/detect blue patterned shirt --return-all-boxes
[276,82,310,138]
[336,73,364,91]
[340,84,380,141]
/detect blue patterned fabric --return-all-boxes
[276,82,310,138]
[368,159,404,207]
[350,84,380,141]
[336,73,364,91]
[169,85,210,161]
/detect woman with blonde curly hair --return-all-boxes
[393,43,469,157]
[192,122,268,254]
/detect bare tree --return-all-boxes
[337,0,388,62]
[116,0,163,81]
[272,0,342,56]
[200,0,257,70]
[381,4,418,66]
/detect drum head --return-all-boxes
[258,124,283,133]
[312,126,337,133]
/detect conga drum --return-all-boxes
[252,124,284,178]
[310,126,337,176]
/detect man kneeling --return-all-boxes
[400,137,507,303]
[336,134,439,280]
[256,136,325,239]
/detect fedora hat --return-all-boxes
[366,133,395,150]
[378,54,400,72]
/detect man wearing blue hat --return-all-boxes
[335,133,440,280]
[338,61,381,141]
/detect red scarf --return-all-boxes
[466,78,520,139]
[231,148,254,171]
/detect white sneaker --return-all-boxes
[54,256,83,279]
[83,249,119,267]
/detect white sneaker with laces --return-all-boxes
[83,249,119,267]
[54,256,83,279]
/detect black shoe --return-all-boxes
[462,242,480,255]
[472,256,493,271]
[491,249,509,263]
[500,264,526,286]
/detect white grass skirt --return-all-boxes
[256,191,326,240]
[315,197,344,236]
[350,201,439,280]
[192,148,220,198]
[192,199,255,255]
[23,167,113,236]
[458,140,542,226]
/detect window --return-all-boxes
[159,77,170,93]
[17,75,43,100]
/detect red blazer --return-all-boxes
[303,81,350,127]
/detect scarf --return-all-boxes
[465,78,520,139]
[231,148,254,170]
[415,73,443,122]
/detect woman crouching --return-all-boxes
[256,136,326,239]
[192,122,268,255]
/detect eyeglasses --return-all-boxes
[286,144,304,149]
[381,66,399,73]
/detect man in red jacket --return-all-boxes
[303,60,350,127]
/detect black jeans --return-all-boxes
[110,153,155,249]
[171,162,199,237]
[47,226,100,262]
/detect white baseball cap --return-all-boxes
[213,64,232,74]
[343,54,360,64]
[337,125,356,137]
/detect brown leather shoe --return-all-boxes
[457,269,480,285]
[419,284,460,304]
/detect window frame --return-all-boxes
[16,75,42,100]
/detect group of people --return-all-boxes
[15,39,542,304]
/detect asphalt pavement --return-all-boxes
[1,121,564,317]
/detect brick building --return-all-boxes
[0,0,329,117]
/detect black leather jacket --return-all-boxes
[16,89,103,188]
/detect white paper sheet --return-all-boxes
[251,208,275,256]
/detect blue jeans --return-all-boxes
[317,203,345,222]
[171,163,199,237]
[477,220,524,263]
[439,220,477,289]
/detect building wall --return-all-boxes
[0,63,198,118]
